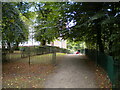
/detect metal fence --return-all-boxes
[2,46,70,63]
[81,49,120,88]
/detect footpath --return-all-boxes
[45,54,99,88]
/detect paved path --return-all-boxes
[44,54,99,88]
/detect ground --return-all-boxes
[2,53,63,88]
[2,53,112,88]
[45,54,98,88]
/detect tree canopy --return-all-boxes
[61,2,120,60]
[2,2,30,50]
[2,2,120,60]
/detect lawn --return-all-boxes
[16,53,65,64]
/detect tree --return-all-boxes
[34,2,67,45]
[2,2,29,51]
[44,2,119,64]
[67,40,86,52]
[2,2,120,61]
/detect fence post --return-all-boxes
[52,49,56,65]
[28,47,31,66]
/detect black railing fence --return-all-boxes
[2,46,70,63]
[81,49,120,88]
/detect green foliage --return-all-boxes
[2,2,120,61]
[34,2,66,45]
[2,2,29,49]
[59,2,120,61]
[67,40,86,52]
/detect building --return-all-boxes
[47,37,67,49]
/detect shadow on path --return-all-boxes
[44,54,99,88]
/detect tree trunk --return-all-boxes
[95,19,104,53]
[109,41,113,55]
[7,42,11,50]
[41,40,46,46]
[108,24,113,56]
[7,42,13,53]
[16,41,19,50]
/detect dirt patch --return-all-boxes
[2,62,55,88]
[84,56,112,88]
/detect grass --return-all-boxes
[9,52,66,64]
[5,51,66,63]
[16,54,53,64]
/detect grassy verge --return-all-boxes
[4,52,66,63]
[15,53,66,64]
